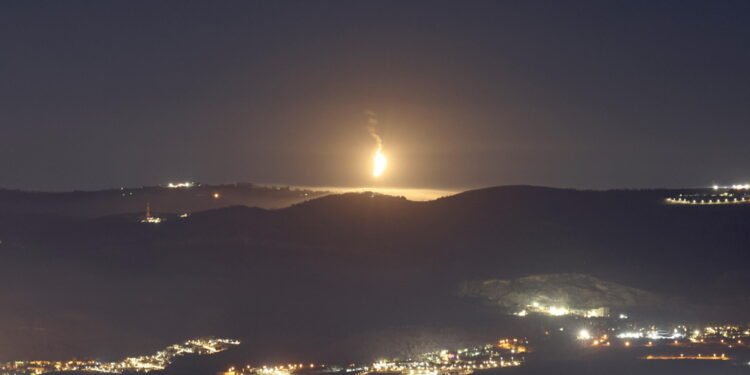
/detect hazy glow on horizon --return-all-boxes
[298,185,458,201]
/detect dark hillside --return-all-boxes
[0,184,326,218]
[1,186,749,363]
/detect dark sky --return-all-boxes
[2,0,749,191]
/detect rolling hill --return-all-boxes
[1,185,749,365]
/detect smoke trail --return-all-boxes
[365,110,383,153]
[365,110,387,177]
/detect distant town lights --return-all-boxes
[548,306,569,316]
[708,183,750,190]
[2,338,239,375]
[616,332,643,339]
[166,182,195,188]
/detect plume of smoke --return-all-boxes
[365,110,383,153]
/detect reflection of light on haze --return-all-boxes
[297,186,458,201]
[373,150,387,177]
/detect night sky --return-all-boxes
[2,1,750,191]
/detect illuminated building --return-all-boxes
[140,202,163,224]
[166,182,195,188]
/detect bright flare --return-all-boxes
[577,329,591,340]
[373,150,387,177]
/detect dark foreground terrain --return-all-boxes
[0,183,326,217]
[1,185,749,370]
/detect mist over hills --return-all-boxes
[460,273,664,311]
[1,185,749,365]
[0,183,327,218]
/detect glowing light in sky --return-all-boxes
[366,110,387,178]
[373,149,387,177]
